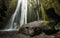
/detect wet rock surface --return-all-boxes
[0,31,60,38]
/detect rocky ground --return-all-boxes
[0,21,60,38]
[0,31,60,38]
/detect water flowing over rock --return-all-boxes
[0,0,27,31]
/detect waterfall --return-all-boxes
[1,0,27,31]
[0,0,41,31]
[20,0,27,27]
[36,0,40,20]
[7,0,22,29]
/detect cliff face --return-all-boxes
[41,0,60,30]
[41,0,60,20]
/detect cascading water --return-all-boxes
[36,0,40,20]
[0,0,27,31]
[6,0,22,29]
[20,0,27,28]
